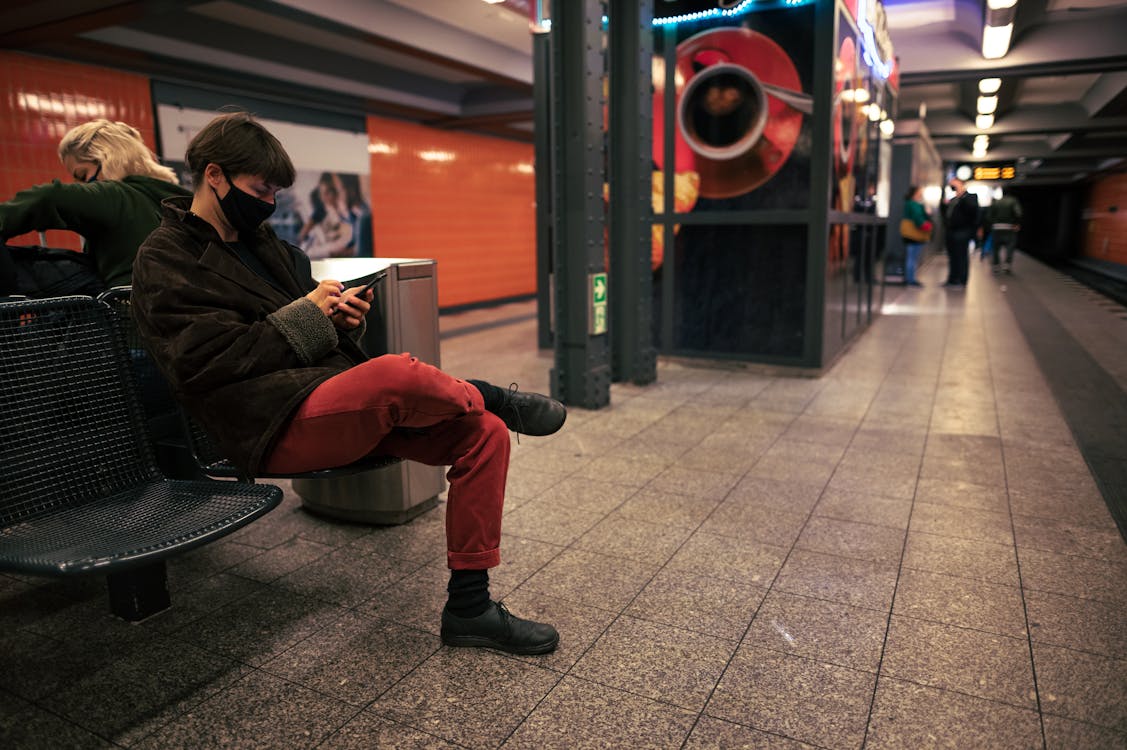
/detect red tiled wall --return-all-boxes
[0,51,156,250]
[1082,173,1127,266]
[367,115,536,309]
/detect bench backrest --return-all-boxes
[0,296,158,526]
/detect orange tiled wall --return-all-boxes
[1082,173,1127,266]
[367,115,536,308]
[0,51,156,250]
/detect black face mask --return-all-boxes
[213,168,275,237]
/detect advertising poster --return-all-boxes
[163,163,372,258]
[156,105,372,258]
[654,4,816,213]
[654,3,815,358]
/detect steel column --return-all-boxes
[533,31,554,349]
[550,0,611,408]
[608,0,655,385]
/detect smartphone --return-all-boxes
[334,269,387,317]
[356,269,388,295]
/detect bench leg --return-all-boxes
[106,562,170,622]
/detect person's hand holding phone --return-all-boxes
[306,279,343,316]
[331,286,372,329]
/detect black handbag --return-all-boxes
[0,243,105,298]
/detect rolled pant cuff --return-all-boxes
[448,548,500,570]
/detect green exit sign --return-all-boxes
[590,272,608,335]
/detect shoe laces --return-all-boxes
[498,382,522,443]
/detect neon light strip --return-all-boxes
[653,0,758,26]
[856,0,892,79]
[538,0,812,30]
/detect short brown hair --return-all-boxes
[184,111,295,188]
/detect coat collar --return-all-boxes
[159,195,306,301]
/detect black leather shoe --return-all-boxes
[493,384,566,436]
[441,601,560,655]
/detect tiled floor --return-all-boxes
[3,252,1127,749]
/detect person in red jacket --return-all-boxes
[132,112,563,655]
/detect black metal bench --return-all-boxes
[0,296,282,621]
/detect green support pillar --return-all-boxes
[550,0,611,409]
[608,0,656,385]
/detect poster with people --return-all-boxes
[156,105,373,258]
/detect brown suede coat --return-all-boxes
[132,196,367,474]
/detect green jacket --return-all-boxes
[0,176,190,287]
[903,199,930,228]
[985,195,1022,229]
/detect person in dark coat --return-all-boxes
[984,189,1023,274]
[132,112,564,656]
[942,178,979,287]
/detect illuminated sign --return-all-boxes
[973,165,1016,180]
[857,0,894,79]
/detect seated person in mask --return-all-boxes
[0,119,189,287]
[131,112,565,655]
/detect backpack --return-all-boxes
[0,243,105,298]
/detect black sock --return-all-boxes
[445,569,490,618]
[468,379,505,413]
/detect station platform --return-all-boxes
[2,251,1125,749]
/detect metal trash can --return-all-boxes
[296,258,445,524]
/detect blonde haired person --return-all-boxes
[0,119,190,287]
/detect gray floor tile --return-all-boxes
[773,549,898,611]
[572,512,694,566]
[697,499,808,547]
[260,611,440,706]
[706,645,875,749]
[624,567,765,642]
[647,465,742,500]
[794,516,906,565]
[521,548,659,611]
[866,677,1043,749]
[743,590,887,673]
[519,476,638,516]
[881,615,1036,709]
[893,568,1027,638]
[914,476,1010,513]
[38,635,250,746]
[504,675,697,749]
[615,486,721,528]
[1019,547,1127,606]
[359,564,452,636]
[902,531,1020,586]
[573,615,736,711]
[1032,642,1127,732]
[813,488,912,529]
[320,712,462,749]
[666,531,788,587]
[1042,714,1127,750]
[0,692,113,750]
[1012,513,1127,563]
[368,648,560,747]
[1024,589,1127,660]
[726,476,826,514]
[172,586,346,667]
[500,497,605,547]
[131,669,355,749]
[910,501,1015,545]
[273,547,422,608]
[684,716,817,749]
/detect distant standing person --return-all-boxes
[984,188,1023,274]
[942,178,978,288]
[0,119,189,287]
[900,185,932,287]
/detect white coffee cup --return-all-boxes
[677,62,769,161]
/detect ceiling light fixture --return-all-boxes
[977,95,998,115]
[982,0,1018,59]
[976,113,995,130]
[979,78,1002,94]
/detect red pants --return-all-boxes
[262,354,509,569]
